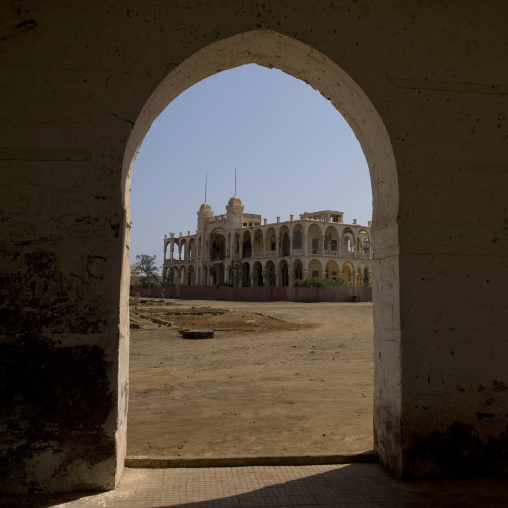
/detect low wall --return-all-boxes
[131,285,372,302]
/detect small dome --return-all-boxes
[198,202,213,217]
[227,195,243,207]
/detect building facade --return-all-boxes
[163,196,372,288]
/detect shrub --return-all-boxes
[262,267,276,287]
[293,276,345,288]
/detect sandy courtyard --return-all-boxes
[127,298,374,459]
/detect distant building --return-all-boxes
[163,196,372,287]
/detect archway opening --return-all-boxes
[122,29,398,470]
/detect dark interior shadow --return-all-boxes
[0,490,102,508]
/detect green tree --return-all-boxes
[262,267,276,287]
[159,266,177,298]
[161,266,176,287]
[131,254,159,294]
[231,263,243,288]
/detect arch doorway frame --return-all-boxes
[120,29,400,482]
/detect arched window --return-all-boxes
[293,230,302,249]
[281,232,290,256]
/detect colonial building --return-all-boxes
[163,196,372,287]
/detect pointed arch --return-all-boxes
[121,28,399,479]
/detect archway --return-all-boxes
[188,265,195,285]
[326,259,339,281]
[252,261,263,287]
[293,259,303,282]
[122,29,398,480]
[242,262,251,287]
[180,239,187,261]
[253,229,264,256]
[263,260,276,287]
[210,231,226,261]
[308,223,322,255]
[279,226,290,257]
[357,229,370,256]
[179,266,186,285]
[324,225,340,254]
[292,225,303,251]
[4,0,505,495]
[342,262,354,286]
[265,227,277,253]
[278,259,289,287]
[188,238,196,262]
[242,231,252,258]
[308,259,322,279]
[363,266,370,287]
[342,228,354,253]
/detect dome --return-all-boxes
[227,195,243,207]
[198,202,213,217]
[199,202,212,212]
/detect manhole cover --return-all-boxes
[178,329,214,339]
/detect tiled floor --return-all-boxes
[4,464,508,507]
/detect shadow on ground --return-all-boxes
[3,463,508,507]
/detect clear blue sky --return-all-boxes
[130,64,372,270]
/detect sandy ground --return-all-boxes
[127,298,374,459]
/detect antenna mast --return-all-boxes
[205,172,207,203]
[235,168,237,196]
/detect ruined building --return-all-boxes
[2,0,506,496]
[163,197,372,287]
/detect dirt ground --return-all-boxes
[127,298,374,459]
